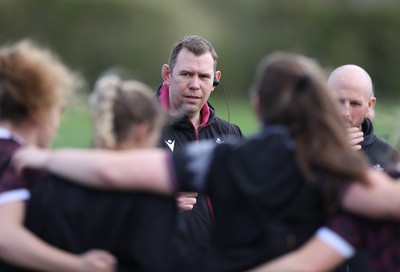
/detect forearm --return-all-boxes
[342,168,400,219]
[0,223,81,272]
[249,233,346,272]
[248,253,310,272]
[13,146,175,194]
[46,149,116,188]
[45,148,174,194]
[0,202,82,272]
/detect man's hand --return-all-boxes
[347,127,363,150]
[176,192,198,211]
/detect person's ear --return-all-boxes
[215,71,221,82]
[161,64,171,84]
[368,96,376,108]
[212,71,221,91]
[126,122,152,148]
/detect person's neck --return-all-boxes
[0,120,39,145]
[115,141,143,150]
[187,112,201,130]
[168,105,202,130]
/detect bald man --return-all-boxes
[328,64,399,169]
[328,64,400,272]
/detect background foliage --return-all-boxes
[1,0,399,147]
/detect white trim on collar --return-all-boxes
[0,127,12,139]
[0,189,30,206]
[0,127,25,144]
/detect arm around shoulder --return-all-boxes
[0,201,116,272]
[13,146,175,195]
[341,168,400,219]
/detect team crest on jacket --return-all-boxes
[165,140,175,151]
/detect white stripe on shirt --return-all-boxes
[316,227,355,258]
[0,189,30,206]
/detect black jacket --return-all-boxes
[361,118,399,170]
[161,105,243,151]
[172,125,326,271]
[156,85,244,252]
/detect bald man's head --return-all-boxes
[328,65,374,97]
[328,64,376,127]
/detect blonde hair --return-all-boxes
[0,39,80,125]
[90,74,164,149]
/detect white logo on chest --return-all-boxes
[165,140,175,151]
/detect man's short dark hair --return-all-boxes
[168,35,218,72]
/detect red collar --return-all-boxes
[158,82,210,127]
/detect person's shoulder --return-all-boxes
[366,134,400,167]
[213,116,239,127]
[0,143,30,198]
[372,135,398,152]
[211,116,243,136]
[231,125,295,164]
[257,125,294,147]
[0,138,22,156]
[0,138,24,182]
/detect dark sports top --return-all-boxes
[172,125,327,271]
[156,82,244,253]
[0,129,33,271]
[0,127,180,272]
[0,129,29,205]
[24,174,179,272]
[328,211,400,272]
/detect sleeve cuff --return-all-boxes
[0,189,30,206]
[316,227,355,259]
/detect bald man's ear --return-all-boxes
[369,96,377,108]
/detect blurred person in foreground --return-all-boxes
[13,52,400,272]
[0,40,115,272]
[23,72,179,271]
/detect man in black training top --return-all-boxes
[156,35,244,252]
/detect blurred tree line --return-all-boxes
[1,0,399,100]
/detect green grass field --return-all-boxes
[52,96,400,150]
[373,99,400,149]
[52,95,259,148]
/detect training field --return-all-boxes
[52,96,400,150]
[52,95,257,148]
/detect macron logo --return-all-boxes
[165,140,175,152]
